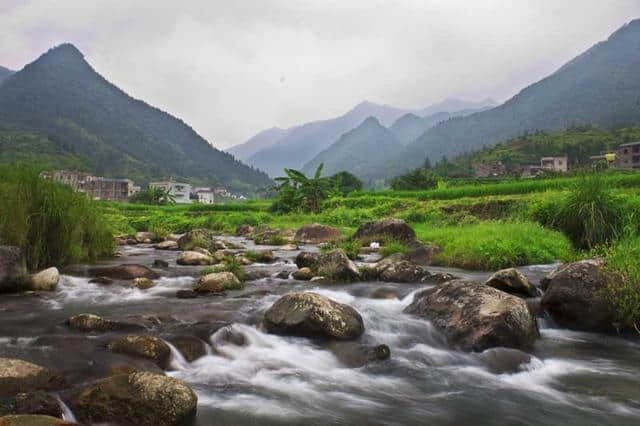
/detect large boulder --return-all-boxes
[0,359,64,397]
[67,314,143,333]
[177,229,215,251]
[295,252,320,269]
[0,415,75,426]
[263,292,364,340]
[540,259,615,332]
[353,219,417,244]
[107,336,171,369]
[294,224,342,244]
[71,372,197,426]
[0,246,27,292]
[24,268,59,291]
[314,249,360,282]
[176,251,214,266]
[485,268,537,298]
[195,272,242,293]
[404,280,538,352]
[88,264,158,280]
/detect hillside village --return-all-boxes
[40,170,242,203]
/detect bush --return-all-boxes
[533,175,624,249]
[603,236,640,333]
[320,239,361,260]
[391,168,439,191]
[0,165,114,270]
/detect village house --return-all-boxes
[615,141,640,169]
[149,180,192,203]
[193,187,215,204]
[540,156,568,172]
[40,170,138,201]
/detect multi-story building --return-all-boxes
[40,170,137,201]
[149,180,192,203]
[615,141,640,169]
[540,156,568,172]
[195,188,215,204]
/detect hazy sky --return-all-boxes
[2,1,640,148]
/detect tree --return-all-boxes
[423,157,432,169]
[329,171,363,196]
[390,168,439,190]
[271,164,330,213]
[130,187,176,205]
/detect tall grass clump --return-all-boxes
[533,175,624,249]
[0,165,114,270]
[602,236,640,334]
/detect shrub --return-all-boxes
[0,165,114,270]
[603,236,640,333]
[320,239,361,260]
[391,168,439,191]
[534,175,624,249]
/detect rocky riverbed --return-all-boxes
[0,222,639,425]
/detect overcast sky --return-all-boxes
[2,1,640,148]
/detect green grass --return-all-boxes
[413,221,574,270]
[0,164,114,270]
[320,239,361,260]
[380,240,411,257]
[603,236,640,333]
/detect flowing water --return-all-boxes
[1,240,639,425]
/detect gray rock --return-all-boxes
[88,264,158,280]
[404,280,539,352]
[153,240,178,251]
[9,391,62,418]
[176,251,214,266]
[294,224,342,244]
[67,314,144,333]
[292,267,313,281]
[107,335,171,369]
[264,292,364,340]
[195,272,242,293]
[0,246,27,292]
[0,359,64,397]
[353,219,417,244]
[485,268,537,297]
[24,268,59,291]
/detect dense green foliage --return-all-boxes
[390,168,439,190]
[328,171,363,195]
[129,187,176,205]
[0,165,114,270]
[271,164,331,213]
[0,44,271,191]
[603,236,640,333]
[531,175,625,249]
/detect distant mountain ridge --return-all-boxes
[236,98,496,177]
[382,19,640,179]
[0,66,14,85]
[302,117,401,182]
[0,44,271,190]
[227,127,292,161]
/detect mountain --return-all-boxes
[301,117,401,182]
[391,107,493,145]
[227,126,292,161]
[416,97,498,117]
[243,101,412,177]
[383,19,640,179]
[0,44,271,190]
[0,66,14,85]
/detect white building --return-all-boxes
[149,180,192,203]
[540,156,568,172]
[195,189,215,204]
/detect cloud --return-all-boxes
[1,0,640,148]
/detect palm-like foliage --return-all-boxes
[271,164,330,213]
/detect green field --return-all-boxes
[100,171,640,271]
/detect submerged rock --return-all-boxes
[152,259,169,268]
[540,259,616,332]
[24,268,59,291]
[326,342,391,367]
[370,287,400,300]
[294,224,342,244]
[478,347,533,374]
[0,246,27,292]
[107,336,171,369]
[176,251,215,266]
[88,276,113,285]
[485,268,537,298]
[71,372,197,426]
[292,267,313,281]
[0,359,64,397]
[169,336,207,362]
[9,391,62,418]
[175,290,198,299]
[264,292,365,340]
[88,264,158,280]
[67,314,143,333]
[404,280,539,352]
[353,219,417,244]
[133,277,155,290]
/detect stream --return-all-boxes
[1,238,639,425]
